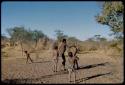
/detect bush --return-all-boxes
[89,46,98,51]
[2,51,8,57]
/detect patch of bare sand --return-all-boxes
[1,50,123,84]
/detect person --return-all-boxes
[68,46,79,70]
[24,51,33,63]
[58,39,67,70]
[73,55,79,70]
[52,46,59,72]
[67,52,76,83]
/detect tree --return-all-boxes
[99,37,107,42]
[6,26,48,54]
[94,35,101,41]
[55,30,68,42]
[68,37,80,42]
[1,34,7,40]
[31,30,45,48]
[7,26,27,55]
[86,37,95,42]
[96,1,124,40]
[94,35,107,42]
[67,36,80,46]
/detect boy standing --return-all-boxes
[24,51,33,63]
[52,46,59,72]
[58,39,67,70]
[67,52,76,83]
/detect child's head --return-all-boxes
[24,51,27,53]
[68,52,73,57]
[62,38,66,43]
[54,46,58,50]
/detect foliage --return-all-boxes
[87,35,107,42]
[1,34,8,40]
[6,26,47,48]
[54,30,68,42]
[96,1,124,39]
[7,27,27,46]
[68,37,80,42]
[31,30,45,42]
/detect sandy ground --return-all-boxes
[1,49,124,84]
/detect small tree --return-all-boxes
[94,35,101,41]
[55,30,68,42]
[96,1,123,40]
[31,30,45,48]
[7,26,48,55]
[7,26,27,55]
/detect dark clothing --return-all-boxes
[73,59,79,69]
[61,53,66,66]
[58,42,67,68]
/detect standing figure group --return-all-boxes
[23,38,79,83]
[52,38,79,83]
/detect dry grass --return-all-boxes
[1,39,123,84]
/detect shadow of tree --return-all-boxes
[2,72,112,84]
[75,72,112,83]
[2,78,34,84]
[2,71,69,84]
[78,62,109,70]
[39,70,68,79]
[42,61,109,78]
[33,60,52,64]
[2,62,111,84]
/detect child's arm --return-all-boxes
[58,43,62,51]
[75,56,79,60]
[68,58,74,65]
[56,51,59,59]
[52,50,54,58]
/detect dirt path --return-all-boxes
[1,50,123,84]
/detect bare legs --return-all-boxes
[62,53,66,70]
[73,59,79,69]
[68,69,76,83]
[53,59,58,72]
[26,56,33,63]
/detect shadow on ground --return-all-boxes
[78,62,109,70]
[75,72,112,83]
[33,60,52,64]
[2,72,112,84]
[2,62,111,84]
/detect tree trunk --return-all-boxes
[34,39,38,49]
[20,41,24,56]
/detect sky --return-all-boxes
[1,1,114,41]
